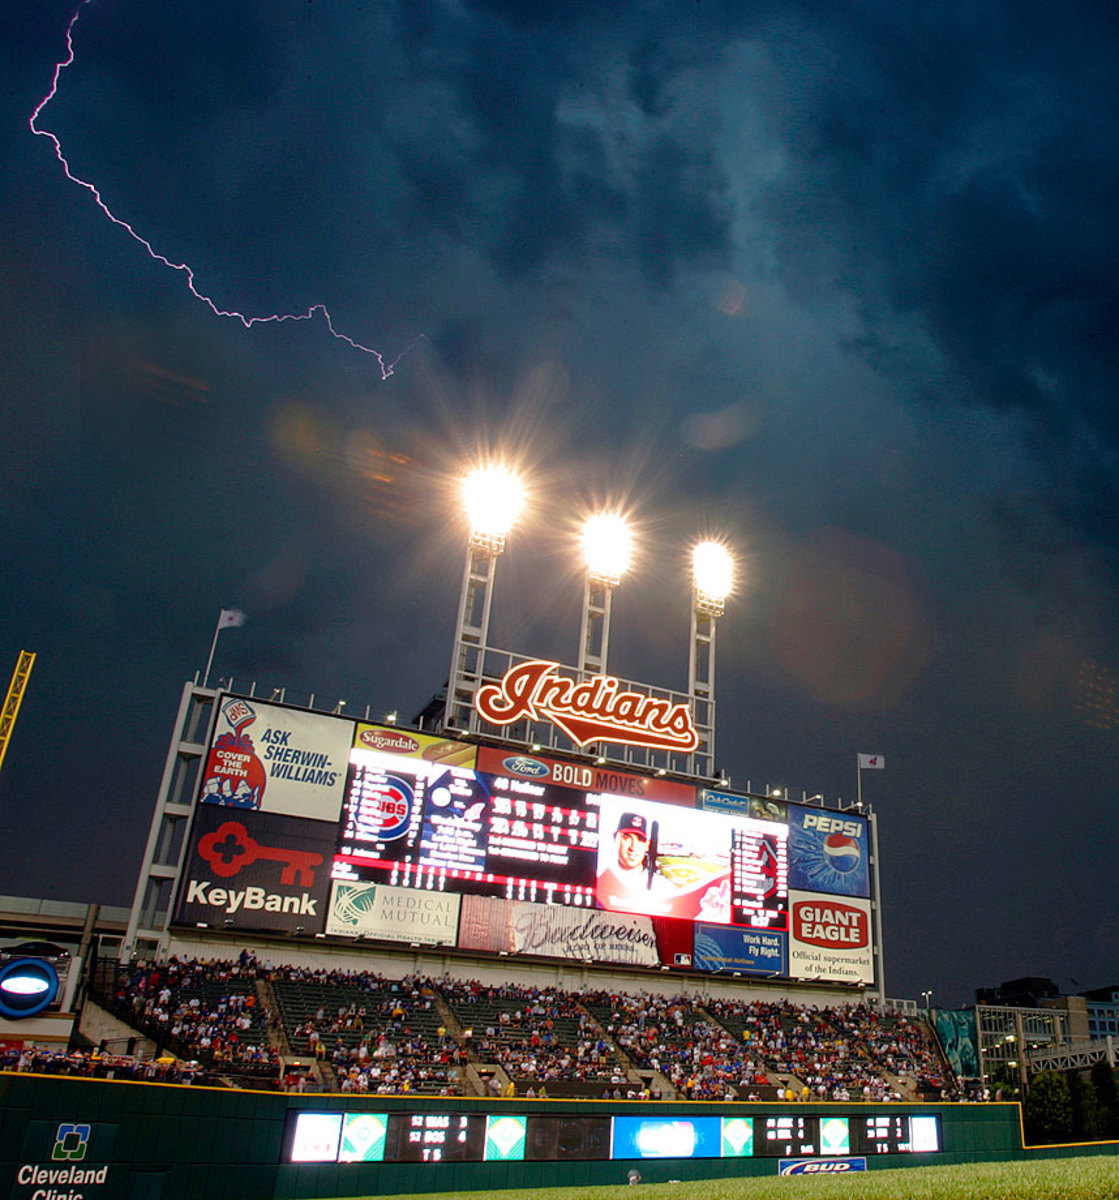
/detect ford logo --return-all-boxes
[503,755,549,777]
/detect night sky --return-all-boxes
[2,0,1117,1009]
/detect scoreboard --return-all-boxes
[288,1109,943,1165]
[174,699,877,984]
[331,743,796,928]
[333,754,601,906]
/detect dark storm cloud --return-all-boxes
[751,1,1119,545]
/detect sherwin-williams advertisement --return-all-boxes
[199,696,352,822]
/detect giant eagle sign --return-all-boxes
[473,659,699,752]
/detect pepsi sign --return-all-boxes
[788,807,870,898]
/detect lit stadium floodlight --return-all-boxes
[581,512,633,587]
[462,464,526,554]
[692,540,734,616]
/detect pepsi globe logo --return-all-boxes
[365,776,413,839]
[822,832,861,874]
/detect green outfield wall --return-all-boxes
[0,1073,1113,1200]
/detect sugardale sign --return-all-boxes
[473,659,699,752]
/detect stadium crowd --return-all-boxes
[2,1046,201,1084]
[105,955,279,1080]
[71,953,956,1100]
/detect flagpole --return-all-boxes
[857,758,863,809]
[202,615,223,689]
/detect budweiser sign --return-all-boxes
[474,659,699,752]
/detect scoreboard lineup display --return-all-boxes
[287,1110,942,1165]
[175,700,876,982]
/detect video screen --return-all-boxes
[525,1116,612,1161]
[611,1117,722,1159]
[331,745,793,930]
[332,748,601,906]
[383,1113,487,1163]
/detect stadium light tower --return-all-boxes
[444,465,526,731]
[577,512,633,676]
[689,540,734,778]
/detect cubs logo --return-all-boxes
[354,775,414,840]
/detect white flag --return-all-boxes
[858,753,885,770]
[218,608,246,630]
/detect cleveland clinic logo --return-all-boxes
[52,1124,89,1161]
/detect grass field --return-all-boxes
[370,1156,1119,1200]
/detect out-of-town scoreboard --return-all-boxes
[287,1109,941,1166]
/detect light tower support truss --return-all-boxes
[578,578,614,676]
[444,541,501,732]
[687,602,718,780]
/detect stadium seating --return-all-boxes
[72,954,956,1100]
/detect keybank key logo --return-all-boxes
[52,1123,90,1161]
[197,820,323,886]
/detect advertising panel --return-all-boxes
[525,1116,611,1161]
[595,795,787,929]
[788,891,874,985]
[457,895,660,967]
[199,696,352,822]
[699,790,786,823]
[692,924,786,976]
[932,1010,980,1079]
[352,724,477,770]
[787,806,870,899]
[174,807,335,934]
[325,881,460,945]
[340,1114,388,1163]
[475,745,695,806]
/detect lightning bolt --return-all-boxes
[31,0,417,380]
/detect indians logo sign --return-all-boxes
[474,659,698,752]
